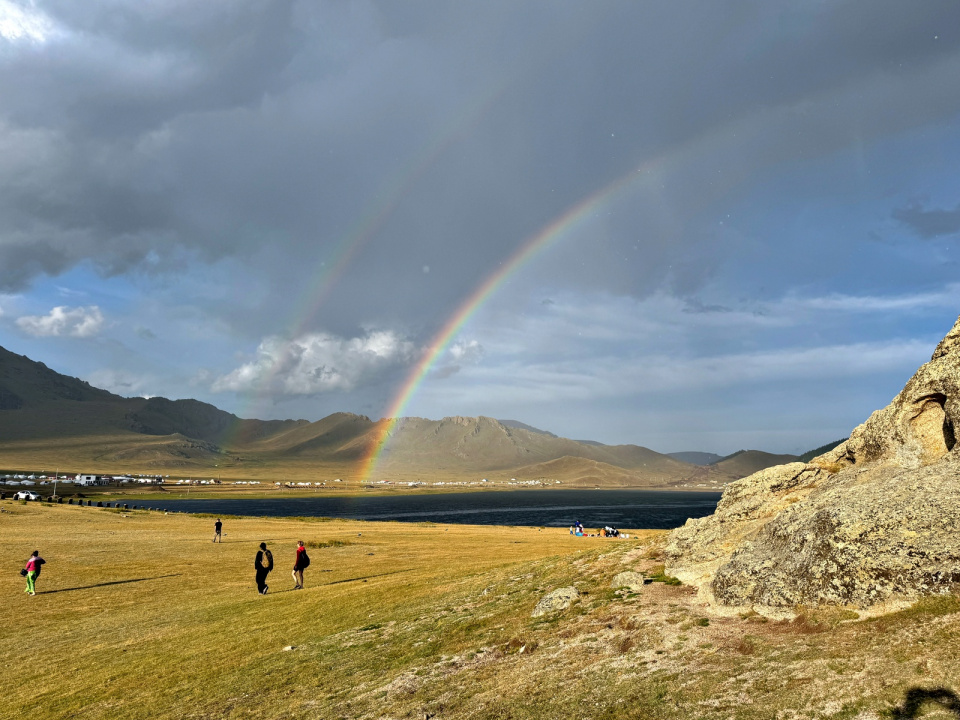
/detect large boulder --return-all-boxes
[666,314,960,610]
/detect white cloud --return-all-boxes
[16,305,105,337]
[430,339,485,380]
[212,330,417,396]
[0,1,61,44]
[474,285,960,362]
[405,284,951,416]
[780,286,960,314]
[421,338,932,411]
[614,340,932,394]
[448,339,483,362]
[56,285,89,299]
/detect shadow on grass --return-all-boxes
[889,687,960,719]
[322,569,414,586]
[42,574,182,594]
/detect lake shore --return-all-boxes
[4,478,731,502]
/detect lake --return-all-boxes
[134,489,721,529]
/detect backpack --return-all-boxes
[265,549,274,572]
[301,550,310,569]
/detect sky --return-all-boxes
[1,1,959,456]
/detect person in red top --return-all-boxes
[24,550,45,595]
[292,540,309,589]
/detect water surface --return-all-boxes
[136,489,720,529]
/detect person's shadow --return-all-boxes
[42,574,181,594]
[889,687,960,719]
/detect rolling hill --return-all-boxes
[666,451,724,466]
[0,344,788,487]
[709,449,799,479]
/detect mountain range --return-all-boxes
[0,344,816,487]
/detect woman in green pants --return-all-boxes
[24,551,45,595]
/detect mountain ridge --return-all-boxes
[0,344,794,485]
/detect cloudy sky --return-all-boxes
[1,1,959,455]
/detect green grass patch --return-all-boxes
[645,564,683,585]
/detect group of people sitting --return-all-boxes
[568,522,625,538]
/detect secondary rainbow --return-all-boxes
[219,81,514,440]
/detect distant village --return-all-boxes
[1,473,165,487]
[0,472,565,490]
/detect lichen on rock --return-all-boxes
[611,571,645,591]
[531,586,579,617]
[666,313,960,610]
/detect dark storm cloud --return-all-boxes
[893,202,960,239]
[3,0,960,339]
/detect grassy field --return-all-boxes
[3,500,960,719]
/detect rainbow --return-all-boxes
[224,12,611,434]
[219,84,514,437]
[357,163,663,481]
[264,9,610,350]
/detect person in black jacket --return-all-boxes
[254,542,273,595]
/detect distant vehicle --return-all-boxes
[13,490,41,501]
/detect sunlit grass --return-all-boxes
[4,500,960,719]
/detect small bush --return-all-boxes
[503,637,538,655]
[307,539,352,549]
[614,634,635,654]
[781,614,828,635]
[694,617,709,627]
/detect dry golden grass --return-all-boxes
[3,500,960,720]
[0,500,617,719]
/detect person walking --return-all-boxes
[24,551,45,596]
[292,540,309,589]
[213,518,222,543]
[254,542,273,595]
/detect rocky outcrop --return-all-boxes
[666,314,960,609]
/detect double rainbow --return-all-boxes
[357,163,662,481]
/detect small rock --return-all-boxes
[282,645,296,651]
[611,571,645,591]
[532,586,579,617]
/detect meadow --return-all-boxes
[3,500,960,719]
